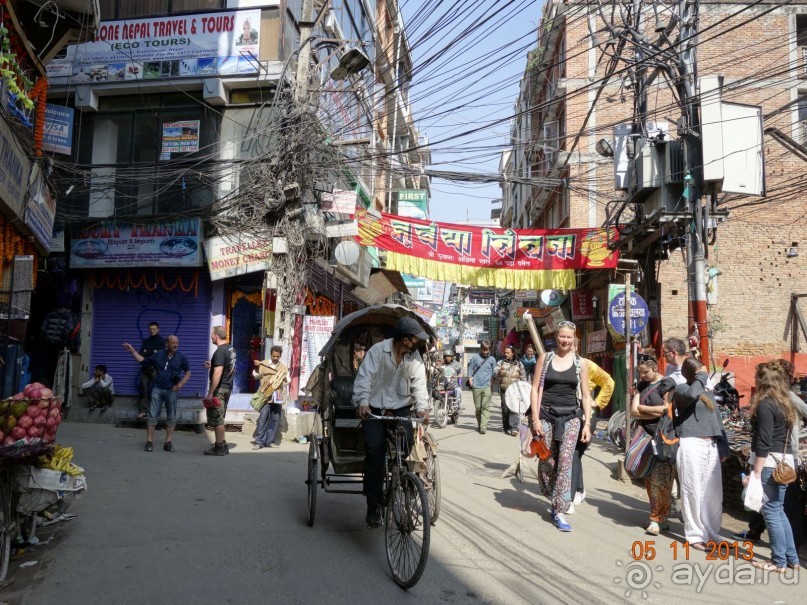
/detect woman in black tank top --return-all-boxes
[528,323,593,532]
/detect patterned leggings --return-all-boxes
[643,460,674,523]
[537,417,581,514]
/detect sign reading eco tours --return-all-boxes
[46,9,261,83]
[71,218,203,268]
[204,233,272,281]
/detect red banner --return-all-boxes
[356,210,618,290]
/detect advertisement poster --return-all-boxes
[71,218,203,268]
[299,316,334,389]
[24,169,57,253]
[586,329,608,354]
[47,9,261,83]
[321,189,357,215]
[0,116,32,219]
[357,210,619,290]
[162,120,200,154]
[204,232,272,280]
[43,105,74,155]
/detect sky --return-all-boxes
[399,0,543,223]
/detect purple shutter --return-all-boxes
[90,269,211,397]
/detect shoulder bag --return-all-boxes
[626,424,656,479]
[771,430,797,484]
[465,358,485,389]
[652,396,679,464]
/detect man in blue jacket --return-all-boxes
[467,340,498,434]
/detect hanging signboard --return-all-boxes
[43,105,74,155]
[322,189,357,215]
[70,218,203,268]
[571,290,596,321]
[299,315,334,389]
[514,290,539,301]
[46,9,261,83]
[0,115,32,220]
[24,167,57,253]
[411,302,434,323]
[356,210,619,290]
[204,232,272,280]
[461,303,493,316]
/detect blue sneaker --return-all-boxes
[553,512,572,532]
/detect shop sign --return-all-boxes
[24,167,56,253]
[514,290,538,301]
[51,227,66,253]
[411,302,434,323]
[469,287,496,299]
[571,290,596,321]
[204,232,272,280]
[299,315,334,389]
[543,307,568,334]
[47,9,262,83]
[71,218,202,268]
[0,115,32,219]
[461,303,493,316]
[586,329,608,353]
[43,105,74,156]
[322,189,357,215]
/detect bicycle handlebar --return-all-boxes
[366,413,427,425]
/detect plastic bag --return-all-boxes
[742,473,767,512]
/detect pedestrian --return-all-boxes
[741,361,800,572]
[496,345,525,436]
[202,326,236,456]
[81,364,115,410]
[734,359,807,548]
[467,340,498,434]
[662,337,688,385]
[352,343,366,375]
[353,317,430,528]
[529,321,593,532]
[672,357,729,549]
[252,346,289,450]
[136,322,165,420]
[629,354,674,535]
[569,353,614,511]
[521,343,538,383]
[123,335,191,452]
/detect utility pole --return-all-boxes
[678,0,709,362]
[295,0,316,104]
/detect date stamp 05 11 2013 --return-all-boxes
[631,540,755,561]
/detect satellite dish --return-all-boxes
[334,241,360,266]
[505,381,532,414]
[540,289,566,307]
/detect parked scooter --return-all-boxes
[432,366,461,428]
[711,359,743,411]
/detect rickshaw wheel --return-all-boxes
[306,436,318,527]
[385,472,430,589]
[0,473,13,586]
[422,437,441,524]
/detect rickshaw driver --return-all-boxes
[354,317,431,528]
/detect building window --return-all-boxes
[798,15,807,78]
[798,93,807,145]
[99,0,224,20]
[63,96,219,219]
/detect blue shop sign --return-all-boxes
[608,291,649,336]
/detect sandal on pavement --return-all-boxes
[752,559,788,573]
[690,542,707,551]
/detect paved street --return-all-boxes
[3,394,803,605]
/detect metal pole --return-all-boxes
[622,271,633,475]
[294,0,316,104]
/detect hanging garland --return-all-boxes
[91,269,199,297]
[0,215,38,287]
[304,288,337,317]
[28,76,47,155]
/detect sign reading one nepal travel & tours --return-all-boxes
[356,210,619,289]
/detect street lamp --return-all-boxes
[330,47,371,81]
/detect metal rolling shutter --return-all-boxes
[90,268,211,397]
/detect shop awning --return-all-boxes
[351,269,408,305]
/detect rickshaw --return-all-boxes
[304,304,440,589]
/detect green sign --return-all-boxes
[398,190,428,213]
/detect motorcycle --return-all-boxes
[711,359,743,411]
[432,366,461,428]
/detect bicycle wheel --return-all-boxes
[0,473,13,587]
[385,472,430,589]
[422,437,441,524]
[435,397,448,428]
[306,438,318,527]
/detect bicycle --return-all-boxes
[369,413,431,589]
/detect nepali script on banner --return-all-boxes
[356,211,619,290]
[71,219,202,268]
[46,9,261,83]
[299,316,335,388]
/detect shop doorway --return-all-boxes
[228,277,263,394]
